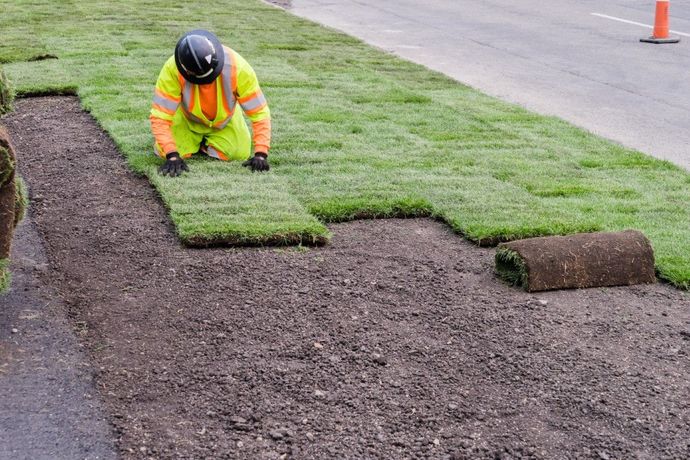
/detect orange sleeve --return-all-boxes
[251,118,271,154]
[149,116,177,157]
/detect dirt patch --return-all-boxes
[3,96,690,459]
[27,54,59,62]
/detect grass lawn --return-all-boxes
[0,0,689,289]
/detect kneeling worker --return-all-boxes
[151,29,271,176]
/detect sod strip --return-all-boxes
[1,1,690,288]
[495,230,656,292]
[147,163,329,246]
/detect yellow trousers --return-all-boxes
[156,109,251,161]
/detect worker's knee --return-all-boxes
[207,143,250,162]
[206,144,229,161]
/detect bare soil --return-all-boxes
[3,97,690,459]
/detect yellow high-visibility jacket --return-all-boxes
[150,45,271,156]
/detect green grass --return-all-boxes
[495,247,529,290]
[1,1,689,288]
[14,175,27,227]
[0,258,9,292]
[0,176,27,294]
[0,68,12,114]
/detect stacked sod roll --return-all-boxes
[0,68,27,293]
[0,69,11,115]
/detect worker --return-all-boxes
[150,29,271,176]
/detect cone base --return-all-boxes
[640,35,680,44]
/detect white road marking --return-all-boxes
[591,12,690,37]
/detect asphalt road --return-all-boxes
[288,0,690,170]
[0,218,116,460]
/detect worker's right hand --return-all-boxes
[159,151,189,177]
[242,152,270,173]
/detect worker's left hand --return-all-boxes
[242,152,270,172]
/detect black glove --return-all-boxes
[159,151,189,177]
[242,152,270,172]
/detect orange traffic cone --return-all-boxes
[641,0,680,43]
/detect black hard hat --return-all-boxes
[174,30,224,85]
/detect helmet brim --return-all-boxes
[174,29,225,85]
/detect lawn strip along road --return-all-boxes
[1,0,690,287]
[5,96,690,459]
[289,0,690,170]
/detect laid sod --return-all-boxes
[0,1,689,288]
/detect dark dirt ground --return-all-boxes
[2,97,690,459]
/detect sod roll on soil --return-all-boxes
[0,69,12,115]
[495,230,656,292]
[0,125,20,291]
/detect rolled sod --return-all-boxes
[0,125,18,292]
[14,175,27,228]
[495,230,656,292]
[0,69,12,115]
